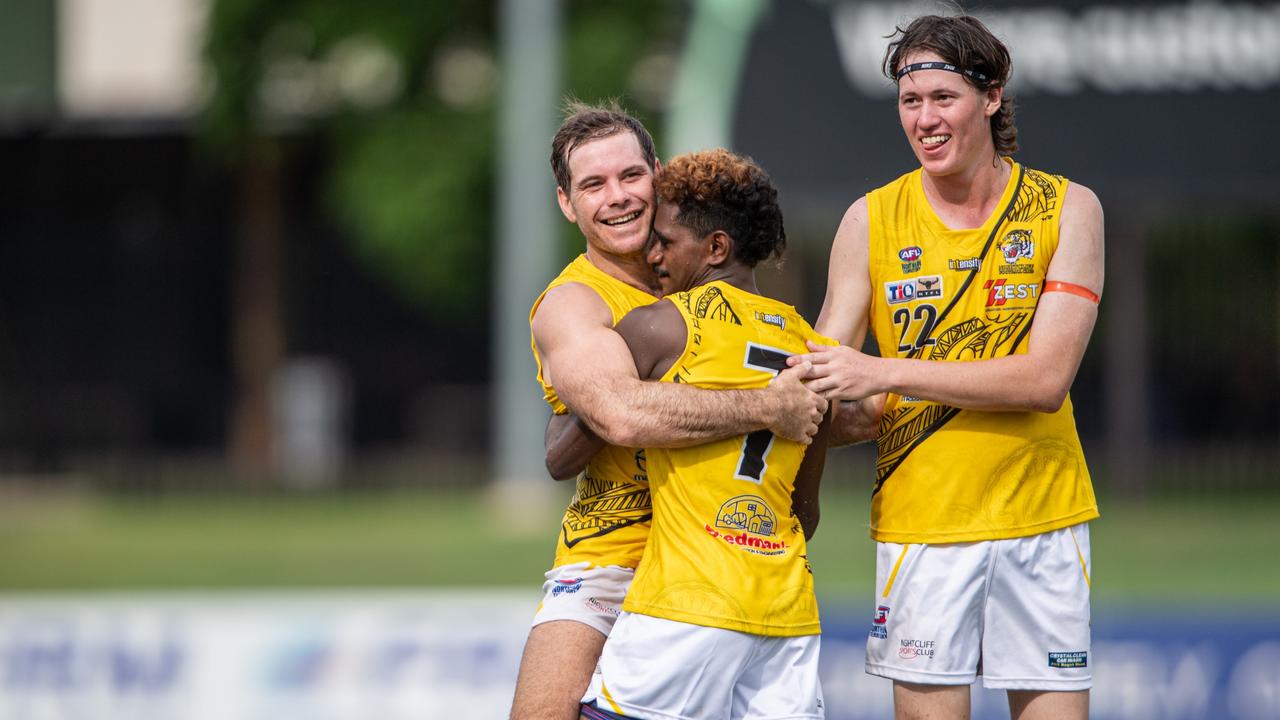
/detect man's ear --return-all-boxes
[706,230,733,266]
[983,85,1003,118]
[556,185,577,223]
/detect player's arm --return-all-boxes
[791,407,832,541]
[797,197,887,446]
[793,183,1105,412]
[544,412,604,480]
[533,284,826,449]
[541,300,685,478]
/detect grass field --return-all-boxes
[2,482,1278,607]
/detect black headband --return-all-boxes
[895,61,990,84]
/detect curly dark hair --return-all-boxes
[883,14,1018,155]
[550,98,657,192]
[654,148,785,269]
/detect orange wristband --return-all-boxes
[1043,280,1100,304]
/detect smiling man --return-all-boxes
[510,103,828,720]
[789,14,1105,720]
[556,148,834,720]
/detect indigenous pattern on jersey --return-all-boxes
[865,159,1098,544]
[529,254,657,569]
[622,281,833,637]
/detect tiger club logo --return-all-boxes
[999,230,1034,263]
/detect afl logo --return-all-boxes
[898,246,923,262]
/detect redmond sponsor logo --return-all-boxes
[704,524,787,555]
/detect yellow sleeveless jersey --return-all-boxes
[622,281,833,636]
[865,159,1098,544]
[529,254,657,569]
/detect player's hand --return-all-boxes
[787,341,884,401]
[831,393,887,446]
[766,364,828,444]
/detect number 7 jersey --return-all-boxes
[865,159,1099,544]
[621,281,835,637]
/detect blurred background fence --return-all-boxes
[0,1,1277,718]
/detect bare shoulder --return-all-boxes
[1062,181,1103,223]
[1049,180,1104,292]
[836,196,870,238]
[615,299,686,380]
[531,282,614,338]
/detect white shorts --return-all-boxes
[584,612,824,720]
[531,562,634,637]
[865,523,1092,691]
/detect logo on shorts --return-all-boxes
[551,578,583,597]
[585,597,620,617]
[898,639,936,660]
[869,605,890,639]
[1048,651,1088,668]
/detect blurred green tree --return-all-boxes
[200,0,670,476]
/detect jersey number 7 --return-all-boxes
[735,343,792,483]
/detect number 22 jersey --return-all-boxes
[865,159,1099,544]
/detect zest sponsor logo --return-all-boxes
[984,279,1040,306]
[704,524,787,555]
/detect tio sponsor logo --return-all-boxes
[885,279,916,304]
[984,279,1040,306]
